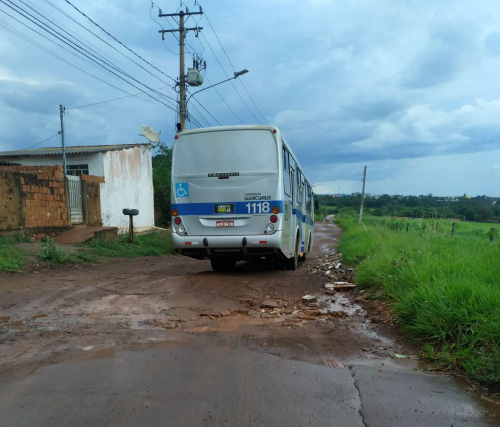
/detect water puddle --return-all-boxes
[317,295,363,316]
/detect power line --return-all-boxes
[203,73,243,124]
[3,0,175,106]
[25,132,60,149]
[0,1,178,112]
[0,17,174,112]
[200,31,261,124]
[63,0,177,83]
[197,3,269,124]
[190,97,221,125]
[4,0,179,107]
[42,0,178,85]
[67,86,171,110]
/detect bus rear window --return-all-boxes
[174,130,278,176]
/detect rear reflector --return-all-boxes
[185,242,191,245]
[259,241,266,244]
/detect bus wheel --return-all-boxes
[210,258,236,272]
[286,236,299,270]
[299,252,306,262]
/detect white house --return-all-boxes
[0,143,154,233]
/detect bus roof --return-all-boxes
[178,125,278,136]
[177,125,309,184]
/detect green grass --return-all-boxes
[1,231,175,271]
[336,215,500,385]
[86,231,175,258]
[0,237,25,271]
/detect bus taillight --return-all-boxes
[272,206,281,214]
[270,215,278,224]
[172,208,179,216]
[174,217,182,225]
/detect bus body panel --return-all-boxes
[171,125,314,262]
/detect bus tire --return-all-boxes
[286,235,299,270]
[210,258,236,272]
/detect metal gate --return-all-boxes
[67,175,83,224]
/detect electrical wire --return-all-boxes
[24,132,60,149]
[43,0,177,85]
[0,16,174,111]
[203,72,243,124]
[67,86,172,110]
[63,0,177,83]
[188,102,211,126]
[4,0,176,105]
[0,1,178,112]
[190,97,221,125]
[197,2,269,125]
[200,31,261,124]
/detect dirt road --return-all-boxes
[0,223,498,426]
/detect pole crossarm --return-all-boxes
[159,27,203,35]
[158,11,203,18]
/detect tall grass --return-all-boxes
[337,215,500,384]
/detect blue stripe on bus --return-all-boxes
[172,200,284,216]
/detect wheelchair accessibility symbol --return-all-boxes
[175,182,189,198]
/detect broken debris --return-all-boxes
[261,300,279,309]
[302,295,317,304]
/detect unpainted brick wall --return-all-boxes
[0,170,22,230]
[82,181,102,226]
[0,165,69,230]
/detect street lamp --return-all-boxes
[186,69,249,108]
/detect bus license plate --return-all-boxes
[214,203,234,214]
[216,221,234,227]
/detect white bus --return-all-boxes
[171,125,314,271]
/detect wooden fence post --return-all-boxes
[451,222,456,237]
[435,222,439,230]
[406,223,409,233]
[490,228,496,243]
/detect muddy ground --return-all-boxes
[0,223,407,374]
[0,222,498,426]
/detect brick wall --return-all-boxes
[82,181,102,226]
[0,165,107,232]
[0,166,69,231]
[0,170,22,231]
[81,174,105,184]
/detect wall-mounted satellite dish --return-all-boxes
[141,125,161,144]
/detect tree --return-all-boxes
[464,208,476,222]
[152,145,173,227]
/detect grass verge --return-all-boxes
[0,236,25,271]
[86,231,175,258]
[336,215,500,386]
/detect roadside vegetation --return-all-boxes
[0,235,26,271]
[336,215,500,385]
[0,232,175,272]
[316,193,500,222]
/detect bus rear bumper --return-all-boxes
[172,231,285,260]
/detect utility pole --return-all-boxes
[158,7,203,130]
[59,105,67,177]
[359,166,367,224]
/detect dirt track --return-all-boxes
[0,222,498,426]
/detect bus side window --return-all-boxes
[297,170,304,206]
[283,147,291,197]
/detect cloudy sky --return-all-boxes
[0,0,499,196]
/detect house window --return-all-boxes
[66,164,89,176]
